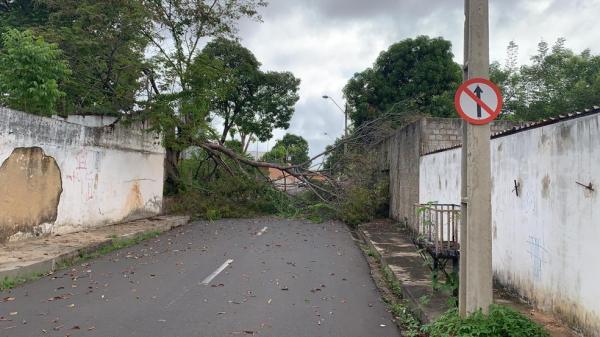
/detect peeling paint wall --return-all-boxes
[0,107,165,242]
[419,113,600,336]
[0,147,62,241]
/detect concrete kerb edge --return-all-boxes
[356,225,432,324]
[0,216,190,282]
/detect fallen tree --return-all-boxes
[181,109,420,202]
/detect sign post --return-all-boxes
[458,0,497,317]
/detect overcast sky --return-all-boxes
[235,0,600,158]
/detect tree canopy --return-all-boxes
[344,36,462,126]
[197,38,300,150]
[262,134,310,167]
[1,0,151,115]
[0,29,70,115]
[491,38,600,121]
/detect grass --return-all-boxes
[366,249,378,258]
[1,230,162,291]
[77,230,161,261]
[379,264,423,336]
[1,272,45,291]
[360,242,424,336]
[423,305,551,337]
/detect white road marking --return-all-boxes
[256,226,268,236]
[200,259,234,285]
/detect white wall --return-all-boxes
[419,113,600,336]
[420,148,461,205]
[52,114,119,127]
[0,107,165,239]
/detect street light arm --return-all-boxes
[322,95,345,114]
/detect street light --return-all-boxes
[322,95,348,138]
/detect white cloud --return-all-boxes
[235,0,600,157]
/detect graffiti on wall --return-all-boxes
[65,150,101,201]
[526,235,549,282]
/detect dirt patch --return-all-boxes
[0,147,62,242]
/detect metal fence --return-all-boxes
[411,203,461,257]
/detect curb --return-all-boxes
[357,225,434,324]
[0,216,190,282]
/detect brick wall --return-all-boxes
[420,118,522,154]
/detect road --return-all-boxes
[0,218,401,337]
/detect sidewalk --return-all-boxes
[0,216,189,281]
[358,219,580,337]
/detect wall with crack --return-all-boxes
[0,107,165,242]
[418,112,600,337]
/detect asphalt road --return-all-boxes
[0,218,401,337]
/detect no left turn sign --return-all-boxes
[454,78,503,125]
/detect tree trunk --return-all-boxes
[164,147,181,195]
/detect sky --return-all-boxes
[235,0,600,158]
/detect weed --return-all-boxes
[1,273,45,291]
[79,231,161,260]
[419,295,432,306]
[379,264,423,336]
[366,249,378,258]
[390,302,423,337]
[424,305,550,337]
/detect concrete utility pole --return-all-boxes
[459,0,493,317]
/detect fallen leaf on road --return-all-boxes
[67,304,75,308]
[9,312,17,316]
[48,294,70,302]
[1,297,15,302]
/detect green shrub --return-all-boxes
[424,305,550,337]
[338,186,374,226]
[338,177,389,226]
[0,29,70,115]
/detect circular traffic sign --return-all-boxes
[454,78,503,125]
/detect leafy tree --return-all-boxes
[139,0,268,187]
[1,0,151,115]
[0,29,70,115]
[197,38,300,150]
[0,0,50,35]
[344,36,462,126]
[262,134,310,167]
[44,0,151,115]
[492,38,600,121]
